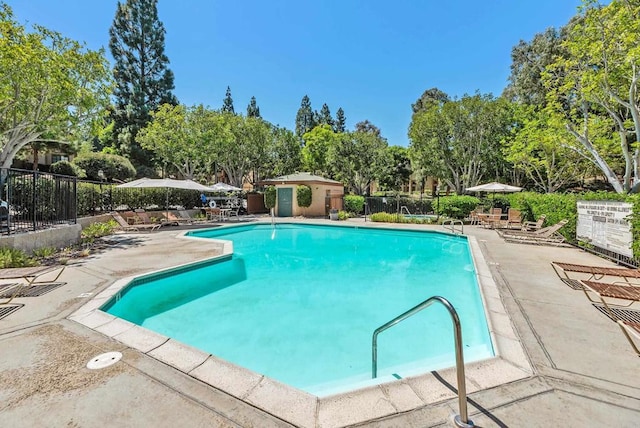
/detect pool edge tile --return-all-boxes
[147,339,210,373]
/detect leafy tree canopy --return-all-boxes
[0,3,112,169]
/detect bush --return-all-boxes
[296,185,312,208]
[73,152,136,182]
[436,195,480,219]
[338,210,350,220]
[82,220,117,243]
[0,247,38,268]
[51,160,84,177]
[264,186,276,209]
[344,195,365,214]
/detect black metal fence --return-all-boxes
[365,196,433,215]
[1,168,77,235]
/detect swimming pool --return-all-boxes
[103,223,494,395]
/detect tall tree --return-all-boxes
[246,96,261,118]
[329,131,388,195]
[354,120,382,137]
[222,86,235,114]
[412,87,450,114]
[334,107,346,133]
[409,94,512,194]
[295,95,315,138]
[0,4,112,169]
[546,0,640,193]
[109,0,177,169]
[318,103,334,127]
[301,125,338,175]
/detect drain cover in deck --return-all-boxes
[87,351,123,370]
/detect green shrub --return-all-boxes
[344,195,365,214]
[82,220,117,243]
[0,247,38,268]
[264,186,276,209]
[296,185,312,208]
[32,247,57,259]
[73,152,136,182]
[51,160,84,177]
[338,210,350,220]
[436,195,480,219]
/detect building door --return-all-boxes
[277,187,293,217]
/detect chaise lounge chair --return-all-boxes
[618,320,640,356]
[522,215,546,231]
[579,279,640,320]
[551,261,640,289]
[498,219,569,246]
[111,211,161,231]
[0,265,66,305]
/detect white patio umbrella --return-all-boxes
[465,181,522,207]
[209,182,243,192]
[117,178,213,217]
[465,181,523,193]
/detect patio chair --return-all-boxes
[134,209,162,225]
[503,208,522,229]
[522,215,546,232]
[111,212,161,232]
[551,261,640,289]
[617,320,640,356]
[499,219,569,246]
[178,209,209,223]
[0,265,66,305]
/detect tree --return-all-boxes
[329,131,388,195]
[246,96,261,118]
[412,87,450,114]
[222,86,235,114]
[545,0,640,193]
[295,95,315,138]
[354,120,382,137]
[318,103,334,127]
[109,0,177,168]
[377,146,412,190]
[504,104,588,192]
[301,125,340,175]
[503,27,568,105]
[334,107,346,133]
[409,94,512,194]
[0,4,112,170]
[265,126,302,177]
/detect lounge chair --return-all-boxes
[0,265,66,305]
[499,219,569,245]
[522,215,546,231]
[178,209,210,222]
[579,279,640,320]
[551,261,640,289]
[618,320,640,356]
[111,212,161,231]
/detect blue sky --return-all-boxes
[11,0,583,147]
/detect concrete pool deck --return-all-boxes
[0,218,639,427]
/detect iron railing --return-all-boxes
[1,168,77,235]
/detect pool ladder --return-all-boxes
[372,296,474,428]
[443,219,464,235]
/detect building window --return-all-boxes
[51,154,69,163]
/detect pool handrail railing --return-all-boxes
[372,295,474,428]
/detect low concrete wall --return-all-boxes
[0,224,82,254]
[77,214,113,229]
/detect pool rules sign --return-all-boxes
[576,200,633,257]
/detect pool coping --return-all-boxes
[68,221,532,428]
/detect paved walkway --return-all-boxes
[0,220,638,427]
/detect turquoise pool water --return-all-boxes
[104,224,493,394]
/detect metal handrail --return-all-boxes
[400,205,411,216]
[371,296,474,428]
[443,219,464,234]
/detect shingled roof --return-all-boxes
[260,172,342,185]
